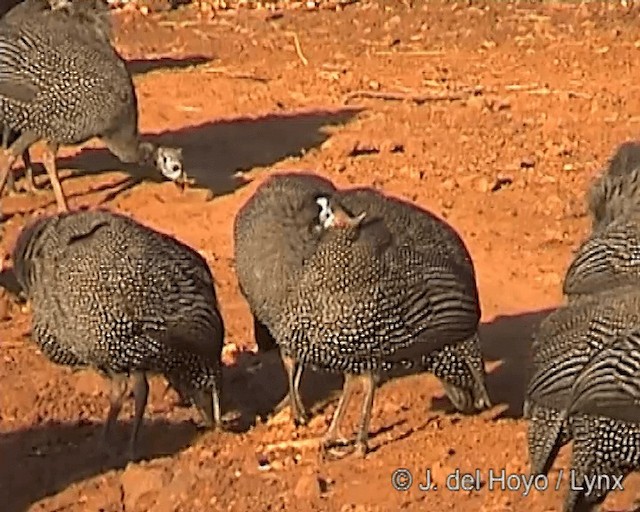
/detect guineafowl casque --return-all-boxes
[564,141,640,298]
[12,209,224,458]
[525,285,640,512]
[0,0,184,215]
[233,172,337,425]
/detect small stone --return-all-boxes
[294,469,321,499]
[120,465,168,511]
[475,177,490,193]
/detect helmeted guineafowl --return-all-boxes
[527,141,640,511]
[234,174,491,437]
[238,174,490,457]
[12,209,224,458]
[0,0,75,196]
[525,284,640,512]
[0,0,184,215]
[233,172,337,425]
[564,141,640,298]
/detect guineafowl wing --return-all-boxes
[143,258,223,364]
[526,302,615,411]
[568,330,640,423]
[0,31,40,103]
[564,221,640,297]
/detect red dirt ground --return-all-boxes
[2,1,640,510]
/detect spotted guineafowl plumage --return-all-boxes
[262,185,490,457]
[564,141,640,298]
[525,285,640,512]
[527,142,640,511]
[233,172,337,425]
[0,0,184,215]
[12,209,224,458]
[333,187,490,414]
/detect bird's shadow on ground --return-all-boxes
[478,308,556,419]
[126,56,211,76]
[0,419,201,512]
[228,308,556,427]
[48,107,362,200]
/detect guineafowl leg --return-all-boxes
[192,386,220,429]
[41,141,68,212]
[353,373,378,458]
[21,149,43,195]
[102,374,129,444]
[128,371,149,459]
[281,352,308,426]
[321,373,356,454]
[0,131,38,203]
[273,362,304,415]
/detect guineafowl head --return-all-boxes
[316,196,366,230]
[48,0,72,9]
[153,146,185,182]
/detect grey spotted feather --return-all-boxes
[12,209,224,458]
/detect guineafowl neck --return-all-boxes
[136,141,157,167]
[164,351,221,391]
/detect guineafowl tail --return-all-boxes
[379,332,491,413]
[525,402,567,477]
[11,214,53,294]
[588,141,640,229]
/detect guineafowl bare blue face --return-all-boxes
[525,286,640,512]
[11,210,225,458]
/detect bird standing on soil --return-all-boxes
[233,172,338,426]
[0,0,185,215]
[526,141,640,511]
[12,209,224,458]
[525,286,640,512]
[235,173,491,456]
[564,141,640,298]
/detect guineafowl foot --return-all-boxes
[280,352,309,426]
[353,441,369,458]
[319,435,355,461]
[293,409,310,427]
[127,372,149,461]
[103,374,128,446]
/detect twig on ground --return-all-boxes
[374,50,445,56]
[505,83,541,91]
[343,89,468,105]
[285,31,309,66]
[200,66,270,82]
[504,84,591,99]
[264,438,320,452]
[1,342,27,350]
